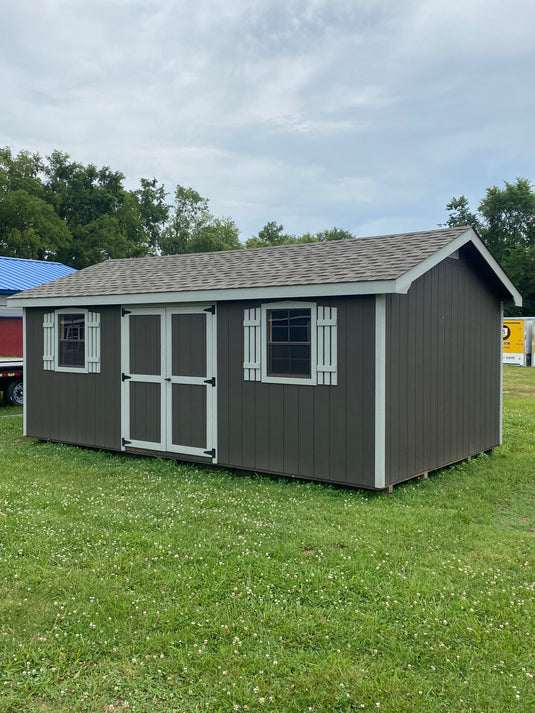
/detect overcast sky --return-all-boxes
[1,0,534,241]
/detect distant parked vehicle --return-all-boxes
[0,359,23,406]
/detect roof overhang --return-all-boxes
[396,227,522,306]
[8,228,522,308]
[9,279,401,307]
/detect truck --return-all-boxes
[0,359,23,406]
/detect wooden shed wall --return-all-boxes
[385,251,501,486]
[216,297,377,488]
[25,307,122,449]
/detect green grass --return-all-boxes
[0,403,23,417]
[0,367,534,712]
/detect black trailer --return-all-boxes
[0,359,23,406]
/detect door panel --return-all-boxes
[171,383,206,449]
[171,313,206,377]
[130,382,161,443]
[129,314,161,375]
[166,306,215,457]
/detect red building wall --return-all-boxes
[0,317,23,356]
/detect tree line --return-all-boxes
[0,148,354,271]
[443,178,535,315]
[1,147,533,314]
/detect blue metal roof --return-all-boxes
[0,257,77,294]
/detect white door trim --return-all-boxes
[121,304,217,460]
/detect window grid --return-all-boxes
[58,313,85,368]
[267,308,311,378]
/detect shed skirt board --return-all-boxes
[120,305,216,459]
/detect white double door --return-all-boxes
[120,305,216,459]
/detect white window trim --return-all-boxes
[260,301,317,386]
[54,308,92,373]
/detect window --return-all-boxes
[58,313,85,368]
[43,309,101,373]
[267,308,311,378]
[243,302,338,386]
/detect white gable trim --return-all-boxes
[396,228,522,306]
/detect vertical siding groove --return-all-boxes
[218,299,375,487]
[386,253,501,485]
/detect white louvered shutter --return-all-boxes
[243,308,261,381]
[86,311,101,373]
[316,306,338,385]
[43,312,56,370]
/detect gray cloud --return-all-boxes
[1,0,534,240]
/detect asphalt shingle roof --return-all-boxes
[13,227,469,300]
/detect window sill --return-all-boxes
[261,374,317,386]
[54,365,91,374]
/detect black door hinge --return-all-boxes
[204,376,216,387]
[122,308,132,317]
[122,372,131,381]
[204,448,216,458]
[204,305,215,314]
[122,437,132,446]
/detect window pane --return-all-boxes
[58,313,85,368]
[289,310,310,326]
[268,344,289,376]
[271,325,288,343]
[269,310,288,326]
[267,308,312,378]
[288,344,310,360]
[289,360,310,376]
[288,344,311,376]
[59,341,85,367]
[289,325,309,342]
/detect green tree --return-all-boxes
[0,148,165,268]
[188,217,241,253]
[246,222,354,248]
[159,186,240,254]
[0,147,45,198]
[478,178,535,260]
[0,189,70,260]
[314,227,355,242]
[43,151,156,268]
[245,221,296,248]
[442,196,481,230]
[133,178,169,250]
[502,243,535,318]
[443,179,535,315]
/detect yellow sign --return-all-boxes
[503,320,525,365]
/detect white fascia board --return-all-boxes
[8,279,398,308]
[396,228,523,306]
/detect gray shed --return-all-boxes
[10,227,521,491]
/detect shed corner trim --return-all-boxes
[374,294,387,489]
